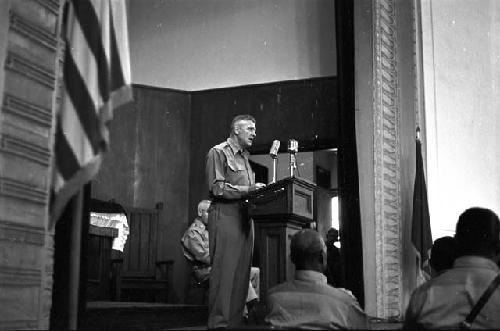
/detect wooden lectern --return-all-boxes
[247,177,316,301]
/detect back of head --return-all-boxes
[430,236,457,273]
[455,207,500,258]
[291,229,326,271]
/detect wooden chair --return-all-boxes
[87,225,118,301]
[111,203,173,302]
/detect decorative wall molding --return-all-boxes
[40,232,55,329]
[4,51,55,89]
[0,177,47,205]
[2,93,52,127]
[0,320,39,330]
[1,134,51,165]
[0,0,61,329]
[0,265,42,286]
[372,0,403,319]
[9,12,57,51]
[0,221,45,245]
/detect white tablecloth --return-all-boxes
[90,212,129,252]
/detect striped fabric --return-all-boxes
[51,0,132,221]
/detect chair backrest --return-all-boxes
[122,207,160,278]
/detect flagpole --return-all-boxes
[68,189,84,330]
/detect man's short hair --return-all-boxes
[197,199,211,217]
[455,207,500,257]
[290,229,325,268]
[230,114,256,134]
[430,236,457,273]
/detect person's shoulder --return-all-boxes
[207,141,230,158]
[321,286,364,306]
[212,140,230,151]
[192,218,206,229]
[192,219,206,230]
[184,219,204,236]
[267,281,294,295]
[407,276,437,302]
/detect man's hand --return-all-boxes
[249,183,266,192]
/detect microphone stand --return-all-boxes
[287,139,298,178]
[289,152,297,178]
[271,154,278,184]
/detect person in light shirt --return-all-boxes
[404,207,500,329]
[265,229,368,329]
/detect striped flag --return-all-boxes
[51,0,133,221]
[411,138,433,283]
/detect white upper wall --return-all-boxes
[422,0,500,239]
[128,0,336,91]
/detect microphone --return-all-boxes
[287,139,298,154]
[269,140,280,158]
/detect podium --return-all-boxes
[247,177,316,301]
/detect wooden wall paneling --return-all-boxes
[92,85,192,303]
[189,77,339,224]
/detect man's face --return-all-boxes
[200,207,209,224]
[234,120,256,149]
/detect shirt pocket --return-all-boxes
[227,158,246,172]
[225,155,248,185]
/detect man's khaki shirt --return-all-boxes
[404,256,500,329]
[265,270,369,329]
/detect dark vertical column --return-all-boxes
[335,0,365,307]
[78,184,91,328]
[50,184,90,330]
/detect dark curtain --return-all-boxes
[335,0,365,307]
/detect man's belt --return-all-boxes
[212,197,244,204]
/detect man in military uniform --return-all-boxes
[206,114,265,328]
[181,200,212,304]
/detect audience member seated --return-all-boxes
[181,200,212,304]
[429,236,457,278]
[404,207,500,329]
[181,199,259,307]
[265,229,369,329]
[325,227,344,288]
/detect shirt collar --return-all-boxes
[227,137,249,156]
[453,255,500,271]
[295,270,328,284]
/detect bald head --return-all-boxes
[290,229,327,271]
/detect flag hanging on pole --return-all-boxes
[51,0,133,221]
[411,137,433,283]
